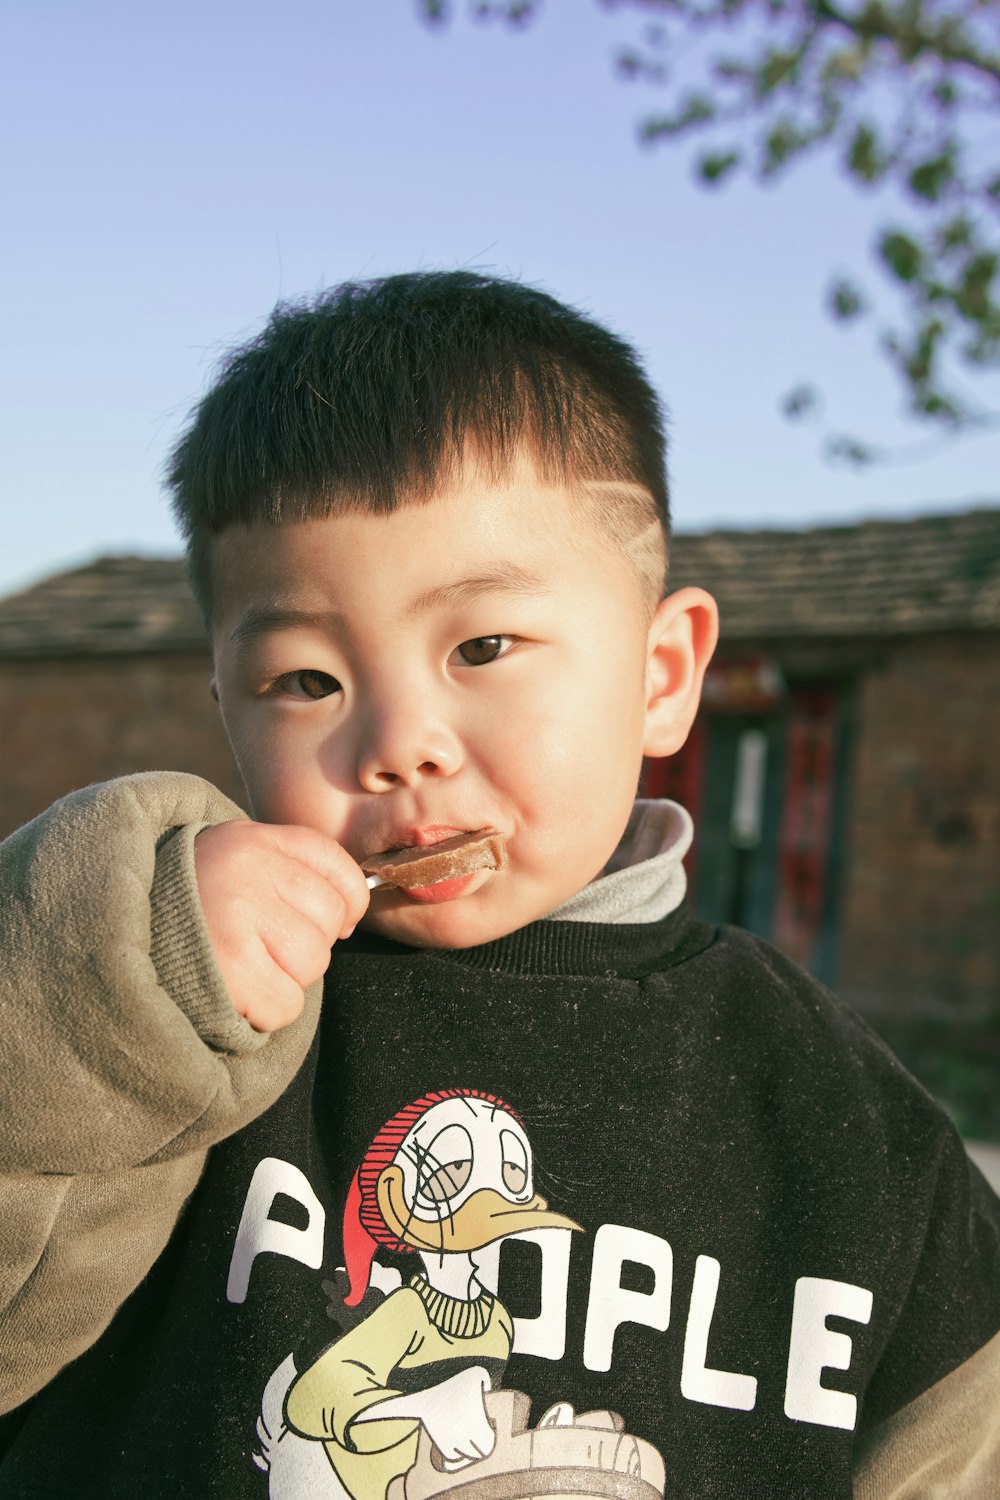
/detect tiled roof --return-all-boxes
[667,506,1000,638]
[1,508,998,657]
[0,556,207,657]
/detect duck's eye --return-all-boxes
[279,669,340,699]
[502,1160,527,1194]
[456,636,511,667]
[424,1159,472,1203]
[501,1128,530,1197]
[416,1122,474,1206]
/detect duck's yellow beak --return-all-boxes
[376,1166,582,1253]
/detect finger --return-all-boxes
[269,855,352,944]
[260,825,370,928]
[237,949,308,1033]
[259,912,338,992]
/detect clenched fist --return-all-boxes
[194,821,370,1033]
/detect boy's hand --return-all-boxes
[194,822,369,1033]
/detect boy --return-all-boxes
[1,271,997,1499]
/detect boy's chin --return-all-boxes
[359,886,531,950]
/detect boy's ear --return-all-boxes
[642,588,719,758]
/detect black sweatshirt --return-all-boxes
[2,909,998,1499]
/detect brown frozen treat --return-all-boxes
[363,829,507,890]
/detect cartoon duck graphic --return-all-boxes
[256,1088,581,1500]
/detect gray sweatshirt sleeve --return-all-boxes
[853,1327,1000,1498]
[0,771,324,1411]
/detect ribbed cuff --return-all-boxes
[150,824,266,1053]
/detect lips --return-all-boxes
[365,825,472,861]
[396,873,484,904]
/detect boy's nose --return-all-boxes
[354,706,463,792]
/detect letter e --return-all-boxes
[784,1276,873,1430]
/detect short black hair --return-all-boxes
[166,270,670,612]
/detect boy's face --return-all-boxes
[209,451,707,949]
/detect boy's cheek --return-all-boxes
[222,737,314,830]
[216,705,322,822]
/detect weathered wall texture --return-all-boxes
[0,653,243,837]
[2,632,998,1022]
[839,632,1000,1020]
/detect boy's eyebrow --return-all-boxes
[229,564,550,646]
[229,606,345,647]
[405,563,550,616]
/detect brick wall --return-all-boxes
[839,631,1000,1020]
[0,652,243,838]
[3,634,997,1022]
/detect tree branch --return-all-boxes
[808,0,1000,85]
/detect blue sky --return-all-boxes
[3,0,998,599]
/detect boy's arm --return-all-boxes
[854,1326,1000,1498]
[853,1141,1000,1498]
[0,771,323,1174]
[0,771,327,1412]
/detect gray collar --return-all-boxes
[547,799,692,925]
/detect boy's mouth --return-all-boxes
[372,825,469,859]
[396,872,487,905]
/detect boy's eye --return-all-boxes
[455,636,513,667]
[277,669,341,699]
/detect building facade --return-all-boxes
[2,511,998,1025]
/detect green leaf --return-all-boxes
[781,383,821,419]
[828,276,868,320]
[937,215,973,253]
[879,231,923,284]
[904,319,944,384]
[956,253,998,320]
[697,149,742,183]
[913,388,963,423]
[756,49,799,95]
[822,46,866,81]
[763,118,807,171]
[825,433,879,466]
[847,123,886,183]
[640,91,716,141]
[962,322,1000,365]
[471,0,537,20]
[932,78,958,109]
[908,151,956,203]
